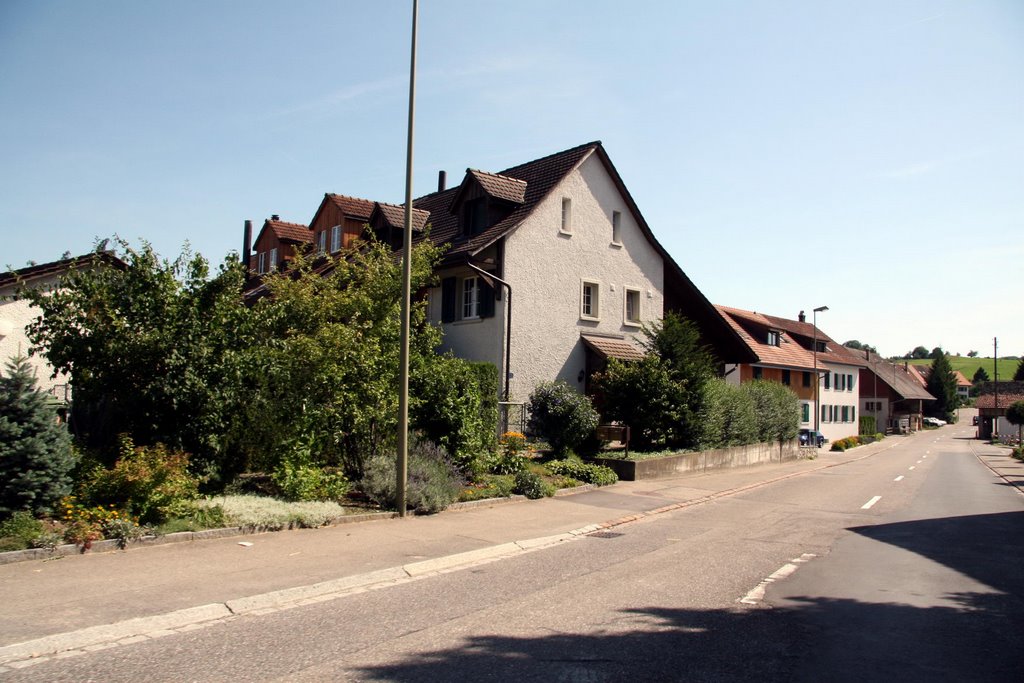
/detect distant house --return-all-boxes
[716,306,864,444]
[904,364,971,402]
[0,252,123,411]
[238,141,750,412]
[953,370,972,401]
[975,381,1024,440]
[857,351,935,433]
[247,215,311,276]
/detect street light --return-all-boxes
[812,305,829,443]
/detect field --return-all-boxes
[906,357,1022,381]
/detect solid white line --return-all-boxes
[862,495,882,510]
[894,475,904,482]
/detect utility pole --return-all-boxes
[993,337,999,438]
[396,0,418,517]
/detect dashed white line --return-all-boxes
[862,496,882,510]
[909,466,916,470]
[894,475,904,482]
[916,460,923,464]
[739,554,817,605]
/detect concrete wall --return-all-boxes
[0,274,68,397]
[597,439,802,481]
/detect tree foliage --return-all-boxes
[972,367,990,384]
[0,356,77,519]
[1013,358,1024,382]
[1007,401,1024,446]
[844,340,877,354]
[907,346,930,360]
[926,352,958,421]
[745,380,801,444]
[25,240,250,468]
[527,381,599,455]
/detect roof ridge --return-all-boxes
[467,168,528,183]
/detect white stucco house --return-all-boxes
[0,252,121,405]
[407,141,749,409]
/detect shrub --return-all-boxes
[513,469,554,499]
[500,432,527,456]
[360,438,463,514]
[545,459,618,487]
[699,379,758,449]
[271,439,350,502]
[458,475,515,502]
[79,438,200,525]
[197,495,347,530]
[0,511,53,551]
[745,381,800,444]
[0,356,77,519]
[527,381,599,455]
[485,451,529,475]
[859,415,877,436]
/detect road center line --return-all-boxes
[861,495,882,509]
[739,554,817,605]
[894,475,904,482]
[909,466,916,470]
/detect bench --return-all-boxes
[596,424,630,456]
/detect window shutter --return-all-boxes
[479,279,495,318]
[441,277,456,323]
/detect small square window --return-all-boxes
[581,280,600,320]
[624,288,641,325]
[611,210,622,244]
[753,366,763,380]
[561,197,572,234]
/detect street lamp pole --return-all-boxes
[812,305,829,442]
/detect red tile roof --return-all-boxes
[976,393,1024,409]
[715,305,863,371]
[464,169,528,204]
[326,194,375,220]
[0,251,124,289]
[266,219,311,243]
[581,334,646,361]
[371,203,430,232]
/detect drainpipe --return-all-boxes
[466,261,512,401]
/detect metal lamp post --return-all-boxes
[812,305,829,443]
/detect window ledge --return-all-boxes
[558,229,573,237]
[579,315,601,323]
[609,241,623,248]
[623,321,642,329]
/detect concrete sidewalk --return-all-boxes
[0,437,908,667]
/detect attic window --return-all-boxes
[462,197,488,236]
[815,340,827,352]
[767,330,781,346]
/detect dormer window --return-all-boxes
[767,330,781,346]
[815,340,827,352]
[317,231,326,254]
[462,197,488,236]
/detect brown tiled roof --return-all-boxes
[862,352,936,401]
[266,219,311,243]
[976,393,1024,409]
[581,334,646,361]
[326,194,375,220]
[953,370,972,387]
[0,251,124,289]
[715,305,862,371]
[371,203,430,232]
[463,169,528,204]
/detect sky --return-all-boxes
[1,0,1021,359]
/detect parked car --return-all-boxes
[799,429,827,447]
[923,417,947,427]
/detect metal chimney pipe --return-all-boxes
[242,220,252,268]
[438,170,447,192]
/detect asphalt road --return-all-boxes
[4,423,1022,682]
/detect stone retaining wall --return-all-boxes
[596,439,801,481]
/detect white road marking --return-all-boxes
[739,554,817,605]
[862,496,882,509]
[894,475,904,482]
[916,460,923,464]
[909,466,916,470]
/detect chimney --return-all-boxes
[242,220,252,268]
[798,310,806,323]
[438,170,447,192]
[271,214,280,221]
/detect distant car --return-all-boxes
[923,417,947,427]
[799,429,827,447]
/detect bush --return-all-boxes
[0,356,77,519]
[699,380,758,449]
[0,511,61,551]
[79,438,200,525]
[745,381,800,444]
[513,469,554,499]
[271,439,350,502]
[360,438,463,514]
[527,381,599,455]
[859,415,877,436]
[458,475,515,502]
[545,459,618,487]
[197,495,347,530]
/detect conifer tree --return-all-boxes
[926,353,958,421]
[1013,358,1024,382]
[0,356,76,519]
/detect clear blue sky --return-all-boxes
[2,1,1021,359]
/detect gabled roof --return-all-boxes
[264,218,311,244]
[0,251,124,290]
[307,193,376,231]
[448,169,528,211]
[861,351,936,402]
[369,202,430,233]
[952,370,972,388]
[715,305,863,371]
[976,392,1024,409]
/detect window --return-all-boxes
[462,197,487,236]
[824,373,830,390]
[835,373,844,391]
[767,330,780,346]
[624,288,641,325]
[581,280,600,320]
[331,225,342,252]
[782,369,791,386]
[462,277,480,319]
[821,404,828,423]
[257,252,266,274]
[753,366,763,380]
[802,372,812,388]
[851,406,856,422]
[815,340,827,352]
[561,197,572,234]
[317,231,326,254]
[802,403,810,423]
[841,406,849,422]
[269,248,278,272]
[611,210,622,244]
[847,374,854,391]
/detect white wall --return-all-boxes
[501,152,664,402]
[817,363,861,443]
[0,274,68,397]
[428,263,505,373]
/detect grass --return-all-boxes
[906,356,1021,382]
